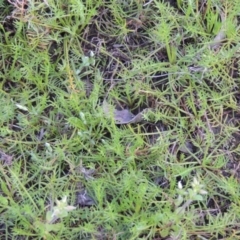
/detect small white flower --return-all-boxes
[89,50,94,57]
[45,142,53,153]
[191,177,207,195]
[50,196,76,222]
[55,196,76,211]
[65,205,77,211]
[178,181,183,189]
[79,112,87,124]
[15,103,28,111]
[199,189,208,195]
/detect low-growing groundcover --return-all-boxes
[0,0,240,239]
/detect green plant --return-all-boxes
[1,0,240,239]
